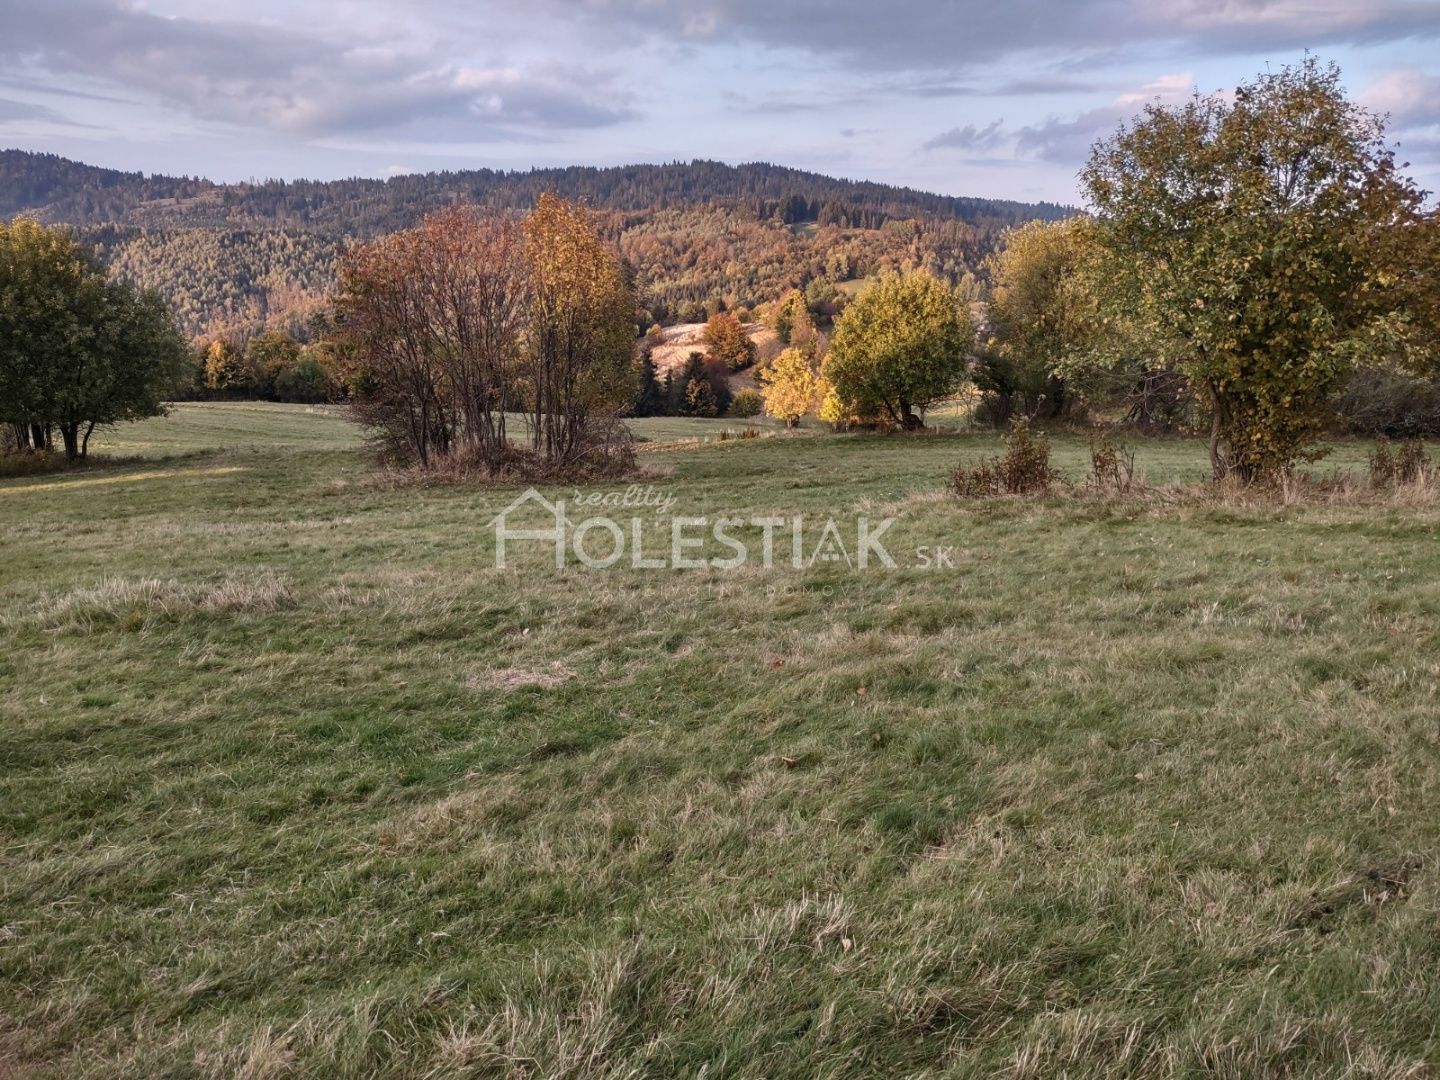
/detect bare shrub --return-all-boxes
[951,418,1058,497]
[1088,431,1137,494]
[1369,437,1433,489]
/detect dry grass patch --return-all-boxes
[465,662,576,691]
[6,571,294,633]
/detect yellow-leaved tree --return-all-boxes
[760,348,817,428]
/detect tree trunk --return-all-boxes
[59,423,80,461]
[81,421,96,459]
[899,399,924,431]
[1205,380,1226,481]
[31,423,49,452]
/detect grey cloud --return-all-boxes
[545,0,1440,72]
[2,0,639,139]
[0,99,64,124]
[920,74,1194,164]
[922,120,1008,153]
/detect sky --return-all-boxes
[3,0,1440,204]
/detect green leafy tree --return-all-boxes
[245,329,303,397]
[1080,57,1438,480]
[824,270,972,430]
[729,388,764,418]
[0,218,187,460]
[981,218,1096,422]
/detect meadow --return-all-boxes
[2,404,1438,1077]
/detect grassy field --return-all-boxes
[3,404,1439,1077]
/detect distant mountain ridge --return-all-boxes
[0,150,1068,232]
[1,150,1069,339]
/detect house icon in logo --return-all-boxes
[491,488,567,568]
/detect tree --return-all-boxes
[245,329,303,397]
[771,290,810,345]
[824,270,972,430]
[730,388,764,418]
[684,376,720,417]
[273,354,336,403]
[703,311,756,370]
[672,352,730,417]
[335,205,533,470]
[1081,58,1438,480]
[760,348,818,428]
[633,348,666,417]
[523,194,638,468]
[0,218,187,460]
[703,356,734,415]
[982,218,1096,422]
[816,373,853,429]
[203,339,248,394]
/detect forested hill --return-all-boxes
[2,149,1069,338]
[1,150,1066,232]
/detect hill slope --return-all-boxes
[1,150,1069,338]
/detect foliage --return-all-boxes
[760,348,818,427]
[672,353,731,418]
[702,311,756,370]
[1337,365,1440,437]
[201,339,246,393]
[522,194,638,469]
[951,418,1059,496]
[771,289,810,346]
[334,206,526,471]
[1088,430,1138,493]
[1081,57,1439,481]
[633,348,667,418]
[6,151,1069,341]
[824,270,972,430]
[0,218,188,460]
[729,388,764,418]
[982,218,1097,422]
[683,376,721,417]
[816,375,850,429]
[1369,437,1433,488]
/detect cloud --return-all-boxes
[1,0,639,140]
[1014,73,1194,162]
[548,0,1440,73]
[1363,69,1440,130]
[922,120,1008,153]
[1362,70,1440,164]
[0,99,65,124]
[919,73,1194,164]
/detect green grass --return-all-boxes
[91,402,778,459]
[3,406,1440,1076]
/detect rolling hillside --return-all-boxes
[1,150,1069,339]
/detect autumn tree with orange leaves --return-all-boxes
[334,197,636,474]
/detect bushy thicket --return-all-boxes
[333,198,636,477]
[951,418,1058,496]
[1337,366,1440,438]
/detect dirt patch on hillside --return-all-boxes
[467,662,575,691]
[650,323,781,378]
